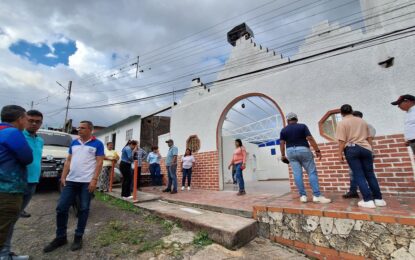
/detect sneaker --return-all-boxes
[374,199,387,207]
[43,237,68,253]
[187,186,191,191]
[8,252,30,260]
[357,200,376,208]
[170,190,177,194]
[342,191,359,199]
[181,186,185,191]
[300,195,308,203]
[70,235,83,251]
[20,211,31,218]
[162,188,171,193]
[313,196,332,204]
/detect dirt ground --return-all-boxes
[11,191,307,260]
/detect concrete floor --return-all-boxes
[224,179,290,196]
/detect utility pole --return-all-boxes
[30,101,34,109]
[64,81,72,132]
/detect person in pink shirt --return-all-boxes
[227,139,247,195]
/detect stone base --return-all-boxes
[253,193,415,260]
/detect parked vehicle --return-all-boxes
[37,130,72,189]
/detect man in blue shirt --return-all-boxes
[279,113,331,204]
[163,139,178,194]
[0,105,33,260]
[21,110,44,217]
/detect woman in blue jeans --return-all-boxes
[227,139,247,196]
[147,146,162,186]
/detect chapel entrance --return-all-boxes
[218,94,290,195]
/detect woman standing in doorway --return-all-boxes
[228,139,247,195]
[181,148,195,191]
[120,140,138,199]
[98,142,119,192]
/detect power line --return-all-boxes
[69,25,415,110]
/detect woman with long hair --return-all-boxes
[120,140,137,199]
[227,139,247,195]
[181,148,195,191]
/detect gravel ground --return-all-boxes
[11,191,308,260]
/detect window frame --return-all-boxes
[186,135,201,153]
[318,108,341,141]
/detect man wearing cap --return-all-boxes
[280,113,331,204]
[163,139,178,194]
[391,94,415,155]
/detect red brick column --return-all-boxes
[288,134,415,195]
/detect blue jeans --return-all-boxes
[234,163,245,191]
[182,168,192,187]
[166,165,177,192]
[150,163,162,186]
[344,145,382,202]
[348,169,358,193]
[1,183,37,254]
[286,146,321,197]
[56,181,92,238]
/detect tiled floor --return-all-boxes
[141,187,415,218]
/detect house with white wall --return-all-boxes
[159,0,415,194]
[95,115,141,154]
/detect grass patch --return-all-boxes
[138,240,164,253]
[95,220,145,247]
[94,192,142,214]
[193,231,212,247]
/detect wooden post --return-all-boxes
[109,160,115,192]
[133,160,138,202]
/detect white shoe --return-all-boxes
[358,200,376,208]
[374,199,387,207]
[187,186,191,191]
[300,195,308,203]
[127,196,133,200]
[181,186,185,191]
[313,196,331,204]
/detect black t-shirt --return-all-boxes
[279,123,312,148]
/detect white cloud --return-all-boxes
[45,52,58,58]
[68,40,109,76]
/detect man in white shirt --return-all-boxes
[391,94,415,155]
[44,121,104,253]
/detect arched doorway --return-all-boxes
[217,93,290,194]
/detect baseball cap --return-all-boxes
[391,94,415,105]
[286,112,298,120]
[165,139,174,143]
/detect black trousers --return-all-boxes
[182,168,192,187]
[120,161,132,197]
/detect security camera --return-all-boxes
[241,103,245,108]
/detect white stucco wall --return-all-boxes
[170,30,415,154]
[96,118,141,155]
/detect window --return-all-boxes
[126,129,133,141]
[186,135,201,153]
[105,136,109,144]
[318,109,342,141]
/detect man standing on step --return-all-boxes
[336,104,386,209]
[391,94,415,155]
[279,112,331,204]
[342,110,376,199]
[44,121,104,253]
[163,139,178,194]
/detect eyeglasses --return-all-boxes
[28,120,42,125]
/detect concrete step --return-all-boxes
[137,200,258,250]
[160,197,252,218]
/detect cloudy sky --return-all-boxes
[0,0,362,128]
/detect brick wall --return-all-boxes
[141,151,220,190]
[288,134,415,195]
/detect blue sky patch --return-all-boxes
[9,39,77,67]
